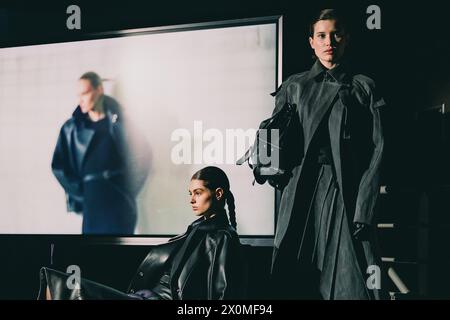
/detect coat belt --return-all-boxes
[83,169,124,183]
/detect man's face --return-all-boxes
[77,79,103,113]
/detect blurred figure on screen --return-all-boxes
[51,71,150,235]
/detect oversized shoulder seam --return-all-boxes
[271,71,309,96]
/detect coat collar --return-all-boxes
[169,211,231,243]
[70,95,123,172]
[307,59,350,84]
[188,211,231,233]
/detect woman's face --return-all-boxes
[188,179,223,218]
[309,19,348,68]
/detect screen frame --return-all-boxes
[0,15,283,247]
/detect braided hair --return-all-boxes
[191,166,237,230]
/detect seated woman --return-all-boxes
[38,166,245,300]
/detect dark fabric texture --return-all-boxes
[38,214,246,300]
[81,116,136,234]
[82,117,122,175]
[269,60,387,300]
[51,95,151,234]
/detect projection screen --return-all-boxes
[0,16,282,238]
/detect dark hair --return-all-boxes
[191,166,237,230]
[309,8,347,37]
[79,71,103,89]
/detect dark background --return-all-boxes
[1,0,450,299]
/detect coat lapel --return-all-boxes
[273,61,348,254]
[329,97,345,200]
[73,122,94,172]
[169,218,207,297]
[70,96,121,173]
[302,81,342,160]
[169,221,202,283]
[169,214,229,298]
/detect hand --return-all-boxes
[268,171,292,189]
[353,222,370,241]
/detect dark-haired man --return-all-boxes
[52,71,150,234]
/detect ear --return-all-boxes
[309,36,315,49]
[215,188,224,201]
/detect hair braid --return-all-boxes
[226,189,237,230]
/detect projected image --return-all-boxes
[0,19,279,236]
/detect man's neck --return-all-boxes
[88,110,105,122]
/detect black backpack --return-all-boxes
[236,101,302,188]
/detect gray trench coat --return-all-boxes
[270,60,386,299]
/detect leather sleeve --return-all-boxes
[51,125,83,212]
[207,231,244,300]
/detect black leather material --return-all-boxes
[128,214,245,300]
[38,214,246,300]
[236,101,302,188]
[51,95,150,214]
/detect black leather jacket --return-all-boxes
[51,95,150,213]
[128,213,246,300]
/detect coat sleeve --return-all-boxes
[207,231,244,300]
[353,80,386,226]
[51,125,83,212]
